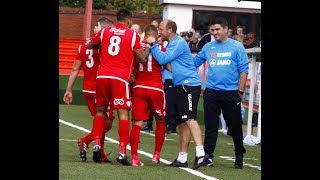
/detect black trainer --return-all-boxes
[79,149,87,162]
[234,156,243,169]
[116,153,132,166]
[192,154,210,169]
[166,129,177,135]
[141,125,153,132]
[93,146,102,163]
[77,138,88,162]
[202,158,213,167]
[169,159,188,167]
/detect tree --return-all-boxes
[59,0,163,14]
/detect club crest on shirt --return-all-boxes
[114,98,124,105]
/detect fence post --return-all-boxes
[245,48,261,138]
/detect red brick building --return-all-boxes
[59,7,162,40]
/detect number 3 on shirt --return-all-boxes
[85,49,94,68]
[108,36,121,56]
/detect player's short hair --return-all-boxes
[211,17,228,28]
[164,19,177,33]
[98,17,113,27]
[116,8,132,21]
[144,24,158,36]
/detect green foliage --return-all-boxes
[59,0,163,14]
[59,0,86,7]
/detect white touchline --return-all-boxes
[140,131,174,140]
[59,118,219,180]
[219,156,261,170]
[59,139,113,143]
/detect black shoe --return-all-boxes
[116,153,132,166]
[141,125,153,132]
[77,138,88,162]
[234,156,243,169]
[169,159,188,167]
[166,129,177,135]
[227,130,232,136]
[202,158,213,167]
[192,154,210,169]
[79,149,87,162]
[93,146,102,163]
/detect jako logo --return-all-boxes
[209,59,231,66]
[188,94,192,111]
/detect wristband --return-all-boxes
[151,41,157,46]
[238,90,244,95]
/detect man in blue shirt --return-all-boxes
[146,19,209,169]
[194,17,248,169]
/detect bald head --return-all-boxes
[130,24,142,35]
[158,19,177,42]
[98,17,113,28]
[151,20,159,28]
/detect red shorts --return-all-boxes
[132,86,166,121]
[82,91,114,120]
[96,77,132,109]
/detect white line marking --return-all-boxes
[219,156,261,170]
[59,139,77,142]
[59,139,113,143]
[59,118,219,180]
[140,131,175,140]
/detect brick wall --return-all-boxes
[59,7,162,40]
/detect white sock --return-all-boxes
[196,146,205,157]
[177,152,188,163]
[220,114,227,130]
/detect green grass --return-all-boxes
[59,75,86,105]
[59,104,261,180]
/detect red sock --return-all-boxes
[92,116,104,147]
[82,132,94,145]
[100,122,111,158]
[155,121,166,153]
[104,121,111,134]
[118,120,130,155]
[100,132,106,158]
[130,125,141,156]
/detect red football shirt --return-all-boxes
[75,43,100,92]
[133,43,165,89]
[91,23,142,81]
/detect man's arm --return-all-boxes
[237,43,249,98]
[238,72,248,98]
[142,44,152,59]
[147,36,183,65]
[63,60,82,104]
[164,63,172,72]
[193,45,208,68]
[134,49,148,63]
[87,41,101,49]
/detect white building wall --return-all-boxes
[160,0,261,34]
[162,4,193,34]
